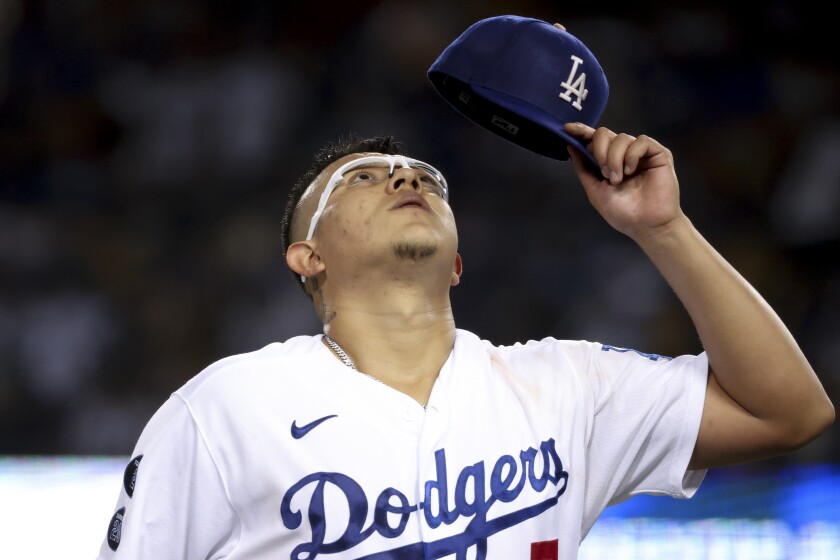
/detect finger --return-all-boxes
[564,122,595,143]
[553,23,566,31]
[563,122,596,156]
[587,126,619,177]
[563,123,603,175]
[623,134,668,175]
[564,123,614,180]
[604,133,637,184]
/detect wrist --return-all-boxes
[631,212,695,255]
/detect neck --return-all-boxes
[321,282,456,407]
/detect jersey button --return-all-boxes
[402,407,418,421]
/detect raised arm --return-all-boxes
[563,123,835,469]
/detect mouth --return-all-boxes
[391,194,430,212]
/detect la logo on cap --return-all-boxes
[559,55,588,111]
[427,15,609,170]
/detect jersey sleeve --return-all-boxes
[577,343,709,536]
[96,394,240,560]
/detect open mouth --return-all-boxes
[392,195,429,211]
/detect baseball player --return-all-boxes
[96,25,834,560]
[95,124,834,559]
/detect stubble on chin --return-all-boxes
[393,241,438,261]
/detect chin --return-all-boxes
[392,240,439,261]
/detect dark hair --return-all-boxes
[280,134,406,298]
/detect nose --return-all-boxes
[388,165,423,194]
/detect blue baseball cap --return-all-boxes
[428,15,608,173]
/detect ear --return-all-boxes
[286,241,326,281]
[450,253,463,286]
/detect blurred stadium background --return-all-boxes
[0,0,837,558]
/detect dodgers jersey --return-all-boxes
[97,329,708,559]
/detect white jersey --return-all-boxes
[97,328,708,560]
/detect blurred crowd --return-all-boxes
[0,0,837,467]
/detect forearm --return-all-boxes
[635,213,834,446]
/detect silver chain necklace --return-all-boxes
[324,335,384,385]
[323,335,427,410]
[324,335,356,369]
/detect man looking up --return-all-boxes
[98,99,834,560]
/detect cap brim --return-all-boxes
[472,84,602,176]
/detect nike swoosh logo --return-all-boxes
[291,414,338,439]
